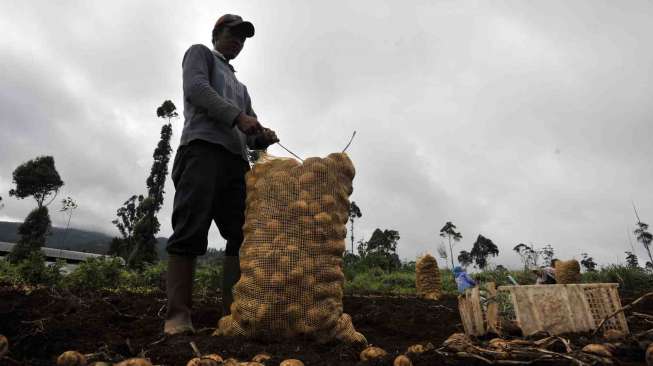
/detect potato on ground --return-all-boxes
[57,351,87,366]
[221,359,240,366]
[186,357,220,366]
[251,353,271,363]
[394,355,413,366]
[582,344,612,358]
[360,346,388,361]
[280,359,304,366]
[407,344,426,354]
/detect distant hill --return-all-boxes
[0,221,168,259]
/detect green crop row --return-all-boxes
[2,254,652,298]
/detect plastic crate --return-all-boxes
[458,283,629,336]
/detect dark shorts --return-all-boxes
[166,139,250,257]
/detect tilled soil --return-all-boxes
[0,286,461,366]
[0,285,651,366]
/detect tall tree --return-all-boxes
[59,196,78,247]
[457,250,473,269]
[111,100,177,268]
[632,203,653,269]
[361,228,401,271]
[633,221,653,269]
[356,237,367,257]
[439,221,462,268]
[348,201,362,254]
[495,264,508,272]
[580,253,597,272]
[7,156,63,263]
[112,195,144,241]
[541,244,555,264]
[513,243,539,269]
[470,234,499,269]
[130,197,160,266]
[110,194,145,260]
[151,100,176,210]
[156,100,178,121]
[124,101,175,267]
[436,243,449,268]
[7,207,51,263]
[365,229,399,253]
[625,251,639,268]
[9,156,63,208]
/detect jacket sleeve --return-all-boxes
[244,86,267,150]
[465,273,477,286]
[182,44,242,127]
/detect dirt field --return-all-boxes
[1,285,651,365]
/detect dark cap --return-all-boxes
[214,14,255,38]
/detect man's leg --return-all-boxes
[164,254,197,335]
[214,153,250,316]
[164,141,219,335]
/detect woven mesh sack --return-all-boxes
[555,259,581,284]
[214,152,365,344]
[415,254,442,300]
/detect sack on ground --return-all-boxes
[555,259,581,284]
[416,254,442,300]
[215,152,365,344]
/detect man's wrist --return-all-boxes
[254,134,265,149]
[232,112,243,127]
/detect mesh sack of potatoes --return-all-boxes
[415,254,442,300]
[215,152,365,344]
[555,259,581,284]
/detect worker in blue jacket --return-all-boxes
[453,266,477,293]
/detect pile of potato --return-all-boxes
[555,259,581,284]
[415,254,442,300]
[215,153,365,344]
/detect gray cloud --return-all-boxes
[1,1,653,269]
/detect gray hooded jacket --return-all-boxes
[179,44,262,161]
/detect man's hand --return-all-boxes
[261,128,279,144]
[235,113,263,135]
[257,127,279,149]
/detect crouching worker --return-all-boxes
[534,258,558,285]
[164,14,279,335]
[453,266,477,293]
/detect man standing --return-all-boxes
[164,14,278,335]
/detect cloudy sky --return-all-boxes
[1,1,652,269]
